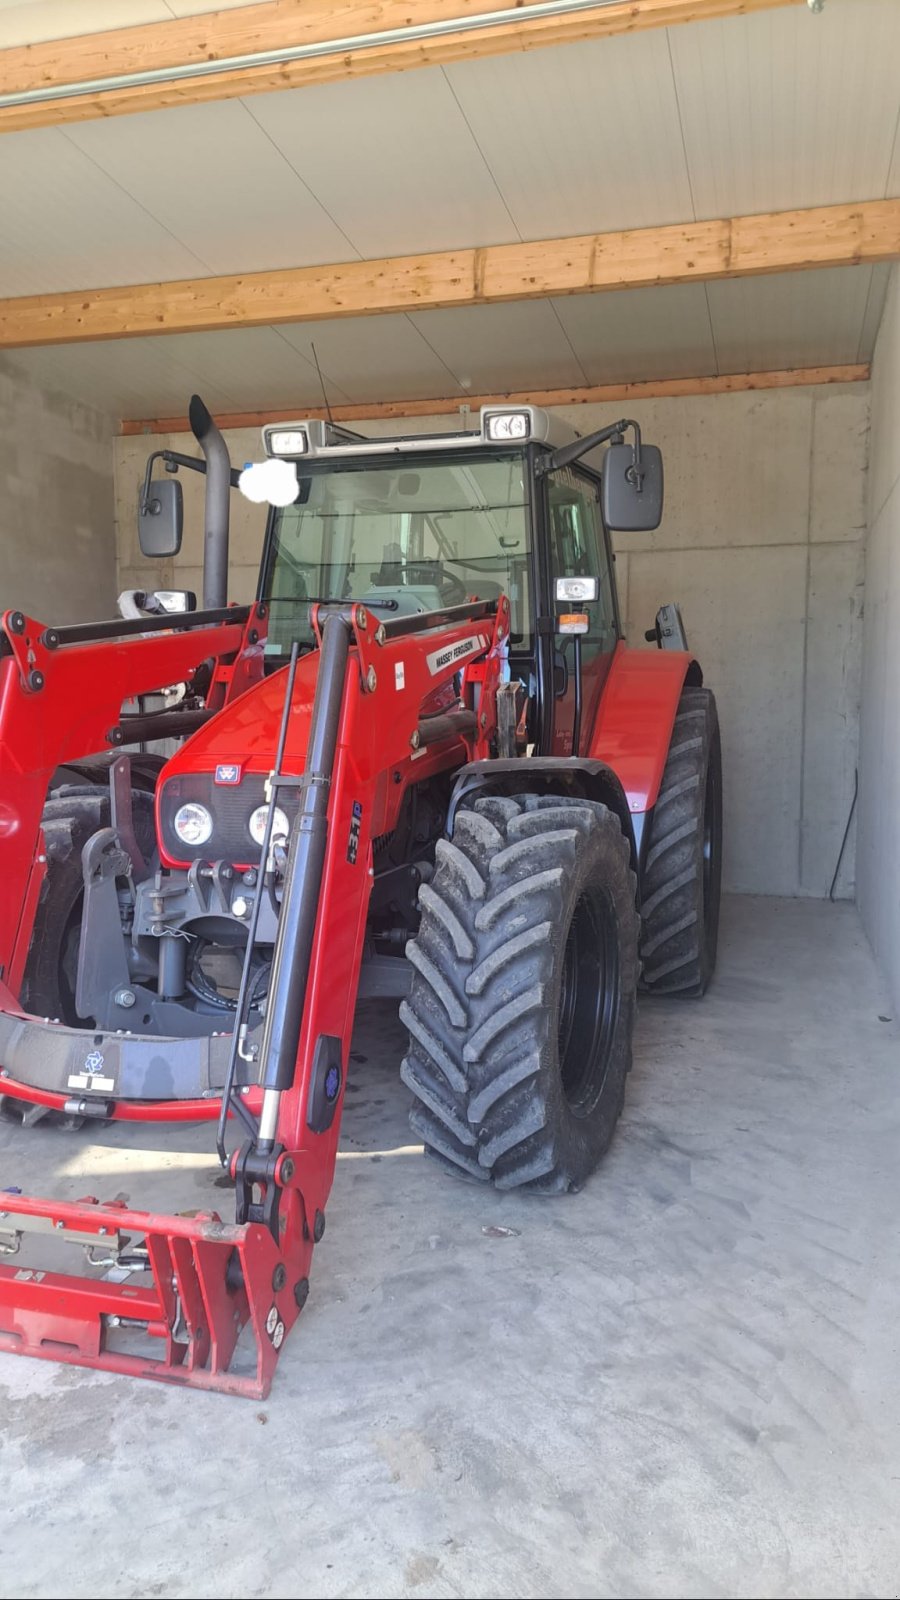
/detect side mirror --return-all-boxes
[602,442,664,532]
[138,477,183,558]
[154,589,196,614]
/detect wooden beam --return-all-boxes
[119,364,870,435]
[0,0,806,134]
[3,201,898,351]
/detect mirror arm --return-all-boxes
[140,449,241,515]
[536,417,635,477]
[625,421,645,493]
[139,450,170,516]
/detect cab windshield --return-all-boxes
[262,451,531,657]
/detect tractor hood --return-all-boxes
[155,653,319,869]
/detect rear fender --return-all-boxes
[588,642,702,840]
[448,757,637,870]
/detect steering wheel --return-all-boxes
[373,561,469,606]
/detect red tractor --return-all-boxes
[0,397,721,1395]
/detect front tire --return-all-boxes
[402,795,639,1193]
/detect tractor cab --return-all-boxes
[250,404,663,761]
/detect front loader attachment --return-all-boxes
[0,1190,295,1398]
[0,597,508,1395]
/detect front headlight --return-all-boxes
[173,802,214,847]
[484,410,530,442]
[248,804,289,847]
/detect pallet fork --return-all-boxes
[0,598,507,1396]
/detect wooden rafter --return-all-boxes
[119,364,870,435]
[0,0,806,133]
[2,200,898,351]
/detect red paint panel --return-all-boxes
[589,642,697,814]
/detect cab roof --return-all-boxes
[261,405,603,470]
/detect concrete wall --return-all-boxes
[0,355,116,622]
[114,383,869,898]
[857,265,900,1012]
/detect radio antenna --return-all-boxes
[311,342,334,427]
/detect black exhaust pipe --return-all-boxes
[189,394,231,611]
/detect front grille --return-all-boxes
[159,773,301,865]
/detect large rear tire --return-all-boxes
[639,687,723,997]
[402,795,639,1193]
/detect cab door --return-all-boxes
[545,464,620,757]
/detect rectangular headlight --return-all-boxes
[484,410,530,443]
[555,576,599,603]
[264,427,309,456]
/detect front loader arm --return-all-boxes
[0,603,262,992]
[0,598,510,1397]
[231,596,508,1254]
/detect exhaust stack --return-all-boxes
[189,394,231,611]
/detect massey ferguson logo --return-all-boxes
[67,1047,115,1094]
[425,633,488,677]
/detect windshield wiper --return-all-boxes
[269,596,402,613]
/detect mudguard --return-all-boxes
[588,642,701,817]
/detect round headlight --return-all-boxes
[173,802,213,847]
[249,804,289,847]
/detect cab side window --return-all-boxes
[547,467,618,650]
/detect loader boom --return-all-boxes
[0,597,508,1397]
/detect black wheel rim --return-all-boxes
[558,888,620,1117]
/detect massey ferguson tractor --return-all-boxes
[0,397,721,1396]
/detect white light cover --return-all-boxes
[249,804,289,847]
[173,802,213,846]
[555,576,599,602]
[268,429,308,456]
[485,411,530,442]
[239,458,299,508]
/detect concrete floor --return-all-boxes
[1,895,898,1600]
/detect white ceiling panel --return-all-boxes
[66,100,358,274]
[859,264,893,362]
[246,69,520,258]
[145,327,355,411]
[8,335,237,419]
[707,267,878,375]
[409,300,587,392]
[670,0,900,220]
[444,30,694,241]
[162,1,273,14]
[887,113,900,198]
[551,284,716,385]
[0,125,210,295]
[0,0,260,47]
[0,2,170,48]
[274,314,460,405]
